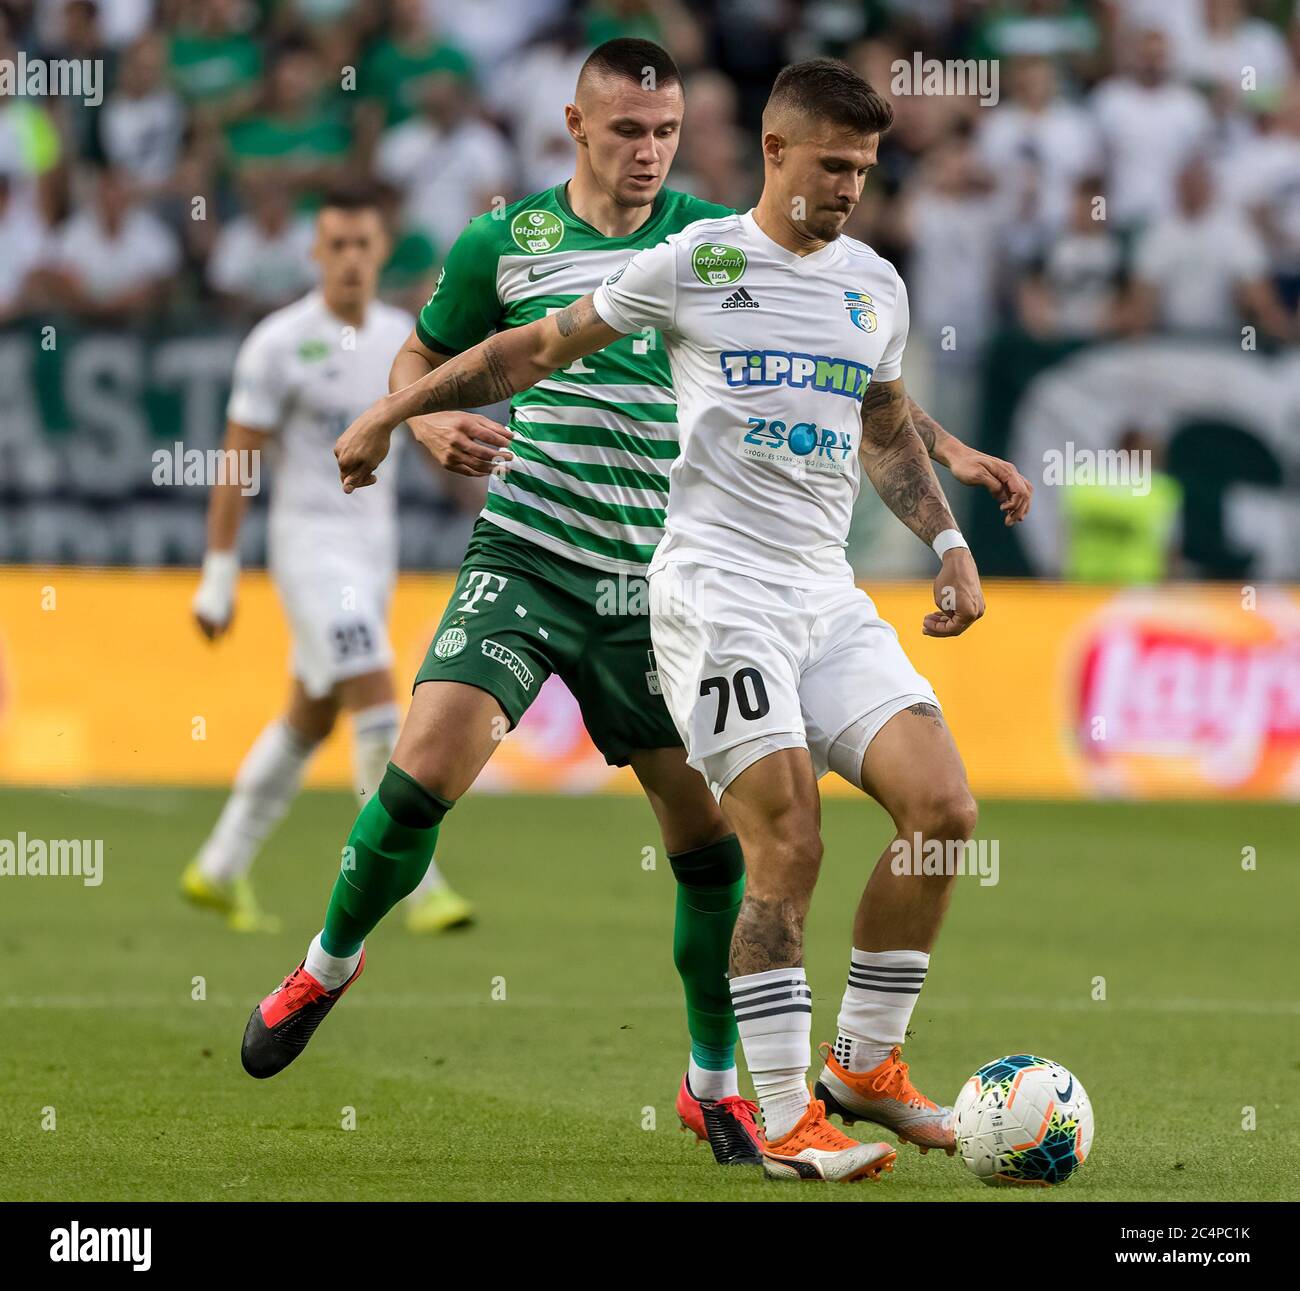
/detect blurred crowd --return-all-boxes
[0,0,1297,346]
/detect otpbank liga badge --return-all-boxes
[692,243,747,286]
[511,209,566,254]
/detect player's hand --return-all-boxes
[947,445,1033,525]
[410,411,514,477]
[924,548,984,638]
[192,550,238,641]
[336,399,400,492]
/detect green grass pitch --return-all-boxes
[1,788,1296,1202]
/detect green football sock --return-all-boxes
[669,835,745,1070]
[321,763,452,957]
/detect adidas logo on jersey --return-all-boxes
[721,288,760,310]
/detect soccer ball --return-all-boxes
[952,1055,1093,1187]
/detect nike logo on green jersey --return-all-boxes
[527,264,571,282]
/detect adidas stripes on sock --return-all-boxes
[730,966,813,1139]
[833,948,929,1072]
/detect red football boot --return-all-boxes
[676,1074,765,1166]
[240,952,365,1078]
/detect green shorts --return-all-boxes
[416,518,681,766]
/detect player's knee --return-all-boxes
[287,711,334,745]
[902,783,978,843]
[670,819,733,856]
[750,824,822,895]
[788,831,825,876]
[397,762,457,805]
[375,762,453,831]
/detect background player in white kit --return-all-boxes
[334,59,1013,1184]
[183,187,471,935]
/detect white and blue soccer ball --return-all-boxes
[952,1055,1093,1187]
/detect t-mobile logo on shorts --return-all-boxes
[458,571,508,614]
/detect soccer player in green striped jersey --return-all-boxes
[241,40,1031,1167]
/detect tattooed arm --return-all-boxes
[907,395,947,461]
[861,378,985,637]
[860,378,959,545]
[335,295,621,491]
[909,395,1033,525]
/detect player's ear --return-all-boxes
[565,102,586,145]
[762,129,785,166]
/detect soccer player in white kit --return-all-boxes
[183,187,471,935]
[335,61,1024,1182]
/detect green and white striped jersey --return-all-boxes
[417,183,732,573]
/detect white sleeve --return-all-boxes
[226,323,289,431]
[592,238,678,336]
[874,274,909,382]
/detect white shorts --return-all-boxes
[648,562,939,799]
[270,545,395,700]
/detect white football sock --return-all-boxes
[833,948,929,1072]
[197,719,317,883]
[351,701,400,802]
[687,1055,739,1101]
[304,932,361,991]
[730,966,812,1139]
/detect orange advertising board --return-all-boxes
[0,570,1295,799]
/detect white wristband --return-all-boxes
[193,549,239,626]
[932,528,969,559]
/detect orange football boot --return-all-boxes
[760,1097,896,1182]
[815,1043,956,1154]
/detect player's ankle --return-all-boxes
[687,1053,739,1101]
[306,932,361,991]
[831,1033,895,1073]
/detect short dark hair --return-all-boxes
[765,58,894,137]
[578,37,681,93]
[319,182,383,215]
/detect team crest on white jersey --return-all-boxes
[844,291,878,333]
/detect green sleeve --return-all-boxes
[680,194,738,222]
[416,216,504,354]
